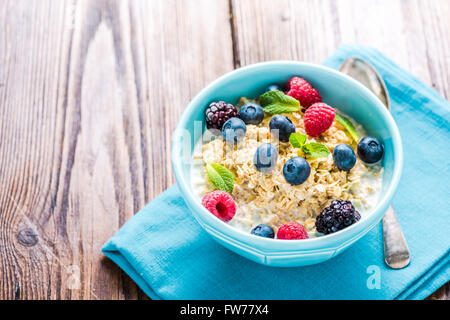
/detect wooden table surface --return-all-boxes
[0,0,448,300]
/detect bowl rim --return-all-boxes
[172,60,403,249]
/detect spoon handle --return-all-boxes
[382,206,410,268]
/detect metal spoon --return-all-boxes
[339,57,410,269]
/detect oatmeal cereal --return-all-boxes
[192,77,384,239]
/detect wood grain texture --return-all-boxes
[0,0,448,299]
[231,0,450,99]
[0,0,233,299]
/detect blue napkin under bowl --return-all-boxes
[102,44,450,300]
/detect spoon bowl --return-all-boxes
[339,57,390,109]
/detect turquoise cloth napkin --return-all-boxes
[102,44,450,300]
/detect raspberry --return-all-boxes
[315,199,361,234]
[205,101,238,130]
[286,76,322,111]
[277,222,309,240]
[201,191,236,222]
[303,102,335,137]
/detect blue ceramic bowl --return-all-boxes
[172,61,403,267]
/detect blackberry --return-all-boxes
[315,199,361,234]
[205,101,238,130]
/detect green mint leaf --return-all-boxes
[289,133,307,148]
[335,113,359,142]
[259,90,300,115]
[301,142,330,159]
[206,163,235,194]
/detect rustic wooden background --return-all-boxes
[0,0,448,300]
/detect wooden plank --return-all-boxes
[231,0,450,98]
[0,0,234,299]
[230,0,449,299]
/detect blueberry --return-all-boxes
[283,157,311,185]
[239,103,264,125]
[222,117,247,144]
[333,144,357,171]
[254,143,278,173]
[357,136,384,163]
[269,115,296,142]
[251,224,275,238]
[265,84,283,92]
